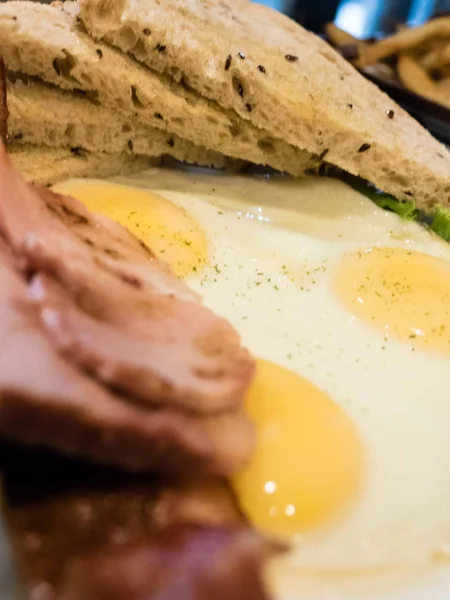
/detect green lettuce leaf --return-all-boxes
[347,178,418,221]
[430,204,450,241]
[370,194,418,221]
[335,174,450,242]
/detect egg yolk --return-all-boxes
[335,247,450,354]
[234,359,362,536]
[52,180,207,278]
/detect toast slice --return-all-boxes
[9,144,156,186]
[7,77,241,170]
[0,2,319,177]
[79,0,450,210]
[0,58,7,143]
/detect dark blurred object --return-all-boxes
[288,0,340,33]
[381,0,410,31]
[284,0,450,39]
[0,443,283,600]
[8,0,450,35]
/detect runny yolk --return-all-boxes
[233,359,362,536]
[334,247,450,354]
[52,180,208,278]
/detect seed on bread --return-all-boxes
[232,76,244,97]
[70,146,86,156]
[130,85,144,108]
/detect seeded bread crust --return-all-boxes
[7,77,243,170]
[9,144,157,186]
[79,0,450,210]
[0,58,7,143]
[0,2,319,177]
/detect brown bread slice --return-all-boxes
[79,0,450,210]
[7,77,241,170]
[9,144,156,186]
[0,2,319,177]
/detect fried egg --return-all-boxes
[54,168,450,599]
[54,179,207,278]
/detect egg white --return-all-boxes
[98,167,450,598]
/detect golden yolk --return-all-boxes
[335,247,450,354]
[233,359,362,536]
[52,180,207,278]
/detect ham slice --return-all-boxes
[0,143,256,474]
[0,150,255,414]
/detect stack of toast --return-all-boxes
[0,1,318,185]
[0,0,449,208]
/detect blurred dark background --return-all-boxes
[13,0,450,36]
[260,0,450,36]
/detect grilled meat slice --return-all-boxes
[0,143,256,475]
[0,145,255,415]
[0,241,253,475]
